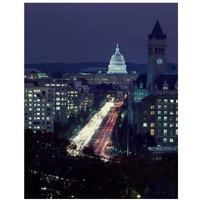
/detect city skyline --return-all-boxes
[25,3,178,64]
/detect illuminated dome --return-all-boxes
[107,43,128,74]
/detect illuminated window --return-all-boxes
[158,111,161,115]
[170,111,174,115]
[150,123,154,127]
[170,123,173,127]
[164,111,167,115]
[151,105,155,109]
[164,117,167,121]
[143,123,147,127]
[163,86,168,90]
[150,129,154,136]
[56,102,60,105]
[169,138,174,143]
[164,123,167,127]
[158,105,162,109]
[176,129,178,135]
[158,117,161,121]
[164,129,167,135]
[176,99,178,103]
[56,107,60,110]
[29,108,32,111]
[164,99,168,103]
[34,89,40,92]
[164,105,168,109]
[170,99,174,103]
[163,138,168,143]
[158,99,162,103]
[151,111,155,115]
[176,123,178,127]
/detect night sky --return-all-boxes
[25,3,178,64]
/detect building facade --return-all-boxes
[42,81,68,125]
[107,43,128,74]
[137,94,178,147]
[24,84,54,133]
[128,20,178,149]
[147,20,167,89]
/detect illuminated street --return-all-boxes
[68,98,114,155]
[93,100,124,159]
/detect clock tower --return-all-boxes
[147,20,167,89]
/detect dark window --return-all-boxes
[33,122,40,125]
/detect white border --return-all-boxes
[1,1,200,200]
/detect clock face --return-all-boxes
[157,58,163,65]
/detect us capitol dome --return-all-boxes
[107,43,128,74]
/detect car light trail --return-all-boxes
[93,100,124,159]
[68,98,114,156]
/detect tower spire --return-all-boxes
[116,43,120,53]
[148,20,166,39]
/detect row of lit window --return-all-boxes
[68,91,78,94]
[150,129,178,136]
[157,99,178,103]
[157,116,178,121]
[134,92,145,95]
[25,103,50,107]
[56,92,67,95]
[143,122,178,128]
[157,105,178,110]
[27,116,51,121]
[163,138,174,143]
[45,84,67,87]
[25,99,48,102]
[56,97,67,101]
[149,110,178,115]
